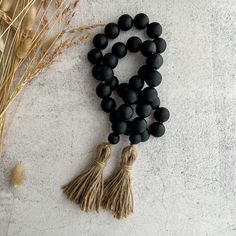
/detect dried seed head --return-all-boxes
[0,0,14,12]
[10,164,25,188]
[16,38,32,59]
[22,5,37,31]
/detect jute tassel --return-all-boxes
[102,145,137,219]
[62,143,112,212]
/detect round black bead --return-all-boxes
[141,87,158,104]
[108,133,120,144]
[118,104,133,121]
[146,22,162,38]
[136,104,152,117]
[103,53,118,69]
[144,70,162,87]
[101,97,116,112]
[150,97,160,109]
[122,88,138,104]
[138,65,152,78]
[125,121,132,135]
[132,117,147,134]
[154,37,167,53]
[126,36,142,52]
[154,107,170,122]
[109,110,119,122]
[133,13,149,29]
[97,66,114,82]
[117,83,130,97]
[104,23,120,39]
[112,42,127,58]
[118,14,133,31]
[129,133,142,144]
[146,53,163,69]
[140,40,157,56]
[112,121,127,134]
[92,65,101,79]
[93,34,108,49]
[96,83,112,98]
[109,76,119,90]
[141,129,150,142]
[150,122,165,137]
[129,75,144,91]
[87,49,103,64]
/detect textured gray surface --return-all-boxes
[0,0,236,235]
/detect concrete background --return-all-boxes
[0,0,236,235]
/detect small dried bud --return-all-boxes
[16,38,32,59]
[0,0,14,12]
[10,164,25,188]
[22,5,37,31]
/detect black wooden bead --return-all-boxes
[129,133,141,144]
[140,40,157,56]
[103,53,118,69]
[125,121,132,135]
[87,49,103,64]
[150,97,160,109]
[112,121,127,134]
[92,65,101,79]
[118,14,133,31]
[101,97,116,112]
[146,22,162,38]
[112,42,127,58]
[154,37,167,53]
[93,34,108,49]
[150,122,165,137]
[108,133,120,144]
[146,53,163,69]
[133,13,149,29]
[129,75,144,91]
[104,23,120,39]
[96,83,112,98]
[97,66,114,82]
[109,110,119,122]
[122,88,138,104]
[136,104,152,117]
[141,87,158,104]
[127,36,142,52]
[132,117,147,134]
[154,107,170,122]
[138,65,152,78]
[141,129,150,142]
[118,104,133,121]
[117,83,130,97]
[109,76,119,90]
[144,70,162,87]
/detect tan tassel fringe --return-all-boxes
[62,143,112,212]
[102,145,137,219]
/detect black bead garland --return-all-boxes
[88,13,169,145]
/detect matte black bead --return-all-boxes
[97,66,114,82]
[126,36,142,52]
[118,104,133,121]
[109,110,119,122]
[140,40,157,56]
[129,133,142,144]
[154,37,167,53]
[136,104,152,117]
[141,87,158,104]
[109,76,119,90]
[112,42,127,58]
[132,117,147,134]
[117,83,130,97]
[138,65,152,78]
[146,53,163,69]
[150,122,165,137]
[154,107,170,122]
[108,133,120,144]
[125,121,132,135]
[103,53,118,69]
[96,83,112,98]
[122,88,138,104]
[93,34,108,49]
[112,121,127,134]
[144,70,162,87]
[141,129,150,142]
[129,75,144,91]
[118,14,133,31]
[150,97,160,109]
[92,65,101,79]
[133,13,149,29]
[104,23,120,39]
[87,49,103,64]
[146,22,162,38]
[101,97,116,112]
